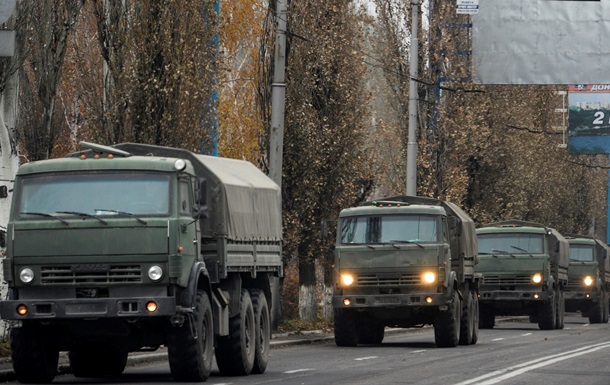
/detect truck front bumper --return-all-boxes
[333,292,449,309]
[0,296,177,320]
[478,288,551,303]
[565,290,600,301]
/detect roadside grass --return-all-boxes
[277,318,333,334]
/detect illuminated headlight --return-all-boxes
[148,265,163,281]
[174,159,187,171]
[19,268,34,284]
[423,272,436,284]
[341,274,355,286]
[532,273,542,284]
[584,276,594,286]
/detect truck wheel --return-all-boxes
[589,296,604,324]
[459,288,474,345]
[434,290,461,348]
[215,289,256,376]
[539,295,556,330]
[555,289,565,329]
[470,291,479,345]
[10,325,58,384]
[168,290,214,381]
[602,291,610,323]
[69,349,128,377]
[333,308,359,347]
[479,304,495,329]
[250,289,270,374]
[358,320,385,344]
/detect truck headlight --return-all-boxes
[584,276,594,286]
[422,272,436,284]
[532,273,542,284]
[148,265,163,281]
[19,268,34,284]
[341,274,355,286]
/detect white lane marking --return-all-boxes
[521,333,532,336]
[454,341,610,385]
[492,338,505,341]
[411,350,427,353]
[284,368,315,374]
[354,356,378,361]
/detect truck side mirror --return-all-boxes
[193,178,208,219]
[0,228,6,248]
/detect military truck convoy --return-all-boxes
[332,196,480,348]
[476,221,569,330]
[0,142,283,383]
[1,140,608,382]
[564,235,610,323]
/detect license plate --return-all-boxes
[375,296,400,304]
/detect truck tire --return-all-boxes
[555,289,565,329]
[168,290,214,381]
[434,290,461,348]
[602,291,610,323]
[250,289,270,374]
[333,308,359,347]
[470,291,479,345]
[69,349,128,377]
[538,295,556,330]
[459,288,475,345]
[589,296,604,324]
[479,304,495,329]
[10,325,58,384]
[358,320,385,344]
[215,289,256,376]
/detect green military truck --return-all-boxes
[332,196,480,348]
[565,235,610,323]
[476,220,569,330]
[0,142,282,383]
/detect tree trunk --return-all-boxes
[298,257,317,321]
[0,65,19,229]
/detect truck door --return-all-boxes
[178,177,199,261]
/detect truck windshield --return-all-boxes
[16,172,171,218]
[569,245,594,262]
[478,233,544,254]
[340,215,438,244]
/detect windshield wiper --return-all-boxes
[388,240,425,249]
[57,211,108,225]
[510,245,534,257]
[20,212,69,225]
[491,248,516,258]
[94,209,147,225]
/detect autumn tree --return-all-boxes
[283,0,375,320]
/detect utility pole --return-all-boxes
[269,0,287,187]
[269,0,288,329]
[406,0,420,196]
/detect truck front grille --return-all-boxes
[41,265,142,285]
[357,273,420,286]
[481,275,532,285]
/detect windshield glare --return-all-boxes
[340,215,438,244]
[569,245,594,262]
[478,233,544,254]
[16,172,171,217]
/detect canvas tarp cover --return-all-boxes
[71,143,281,242]
[193,154,281,241]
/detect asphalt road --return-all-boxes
[10,313,610,385]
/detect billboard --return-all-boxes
[472,0,610,85]
[568,85,610,154]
